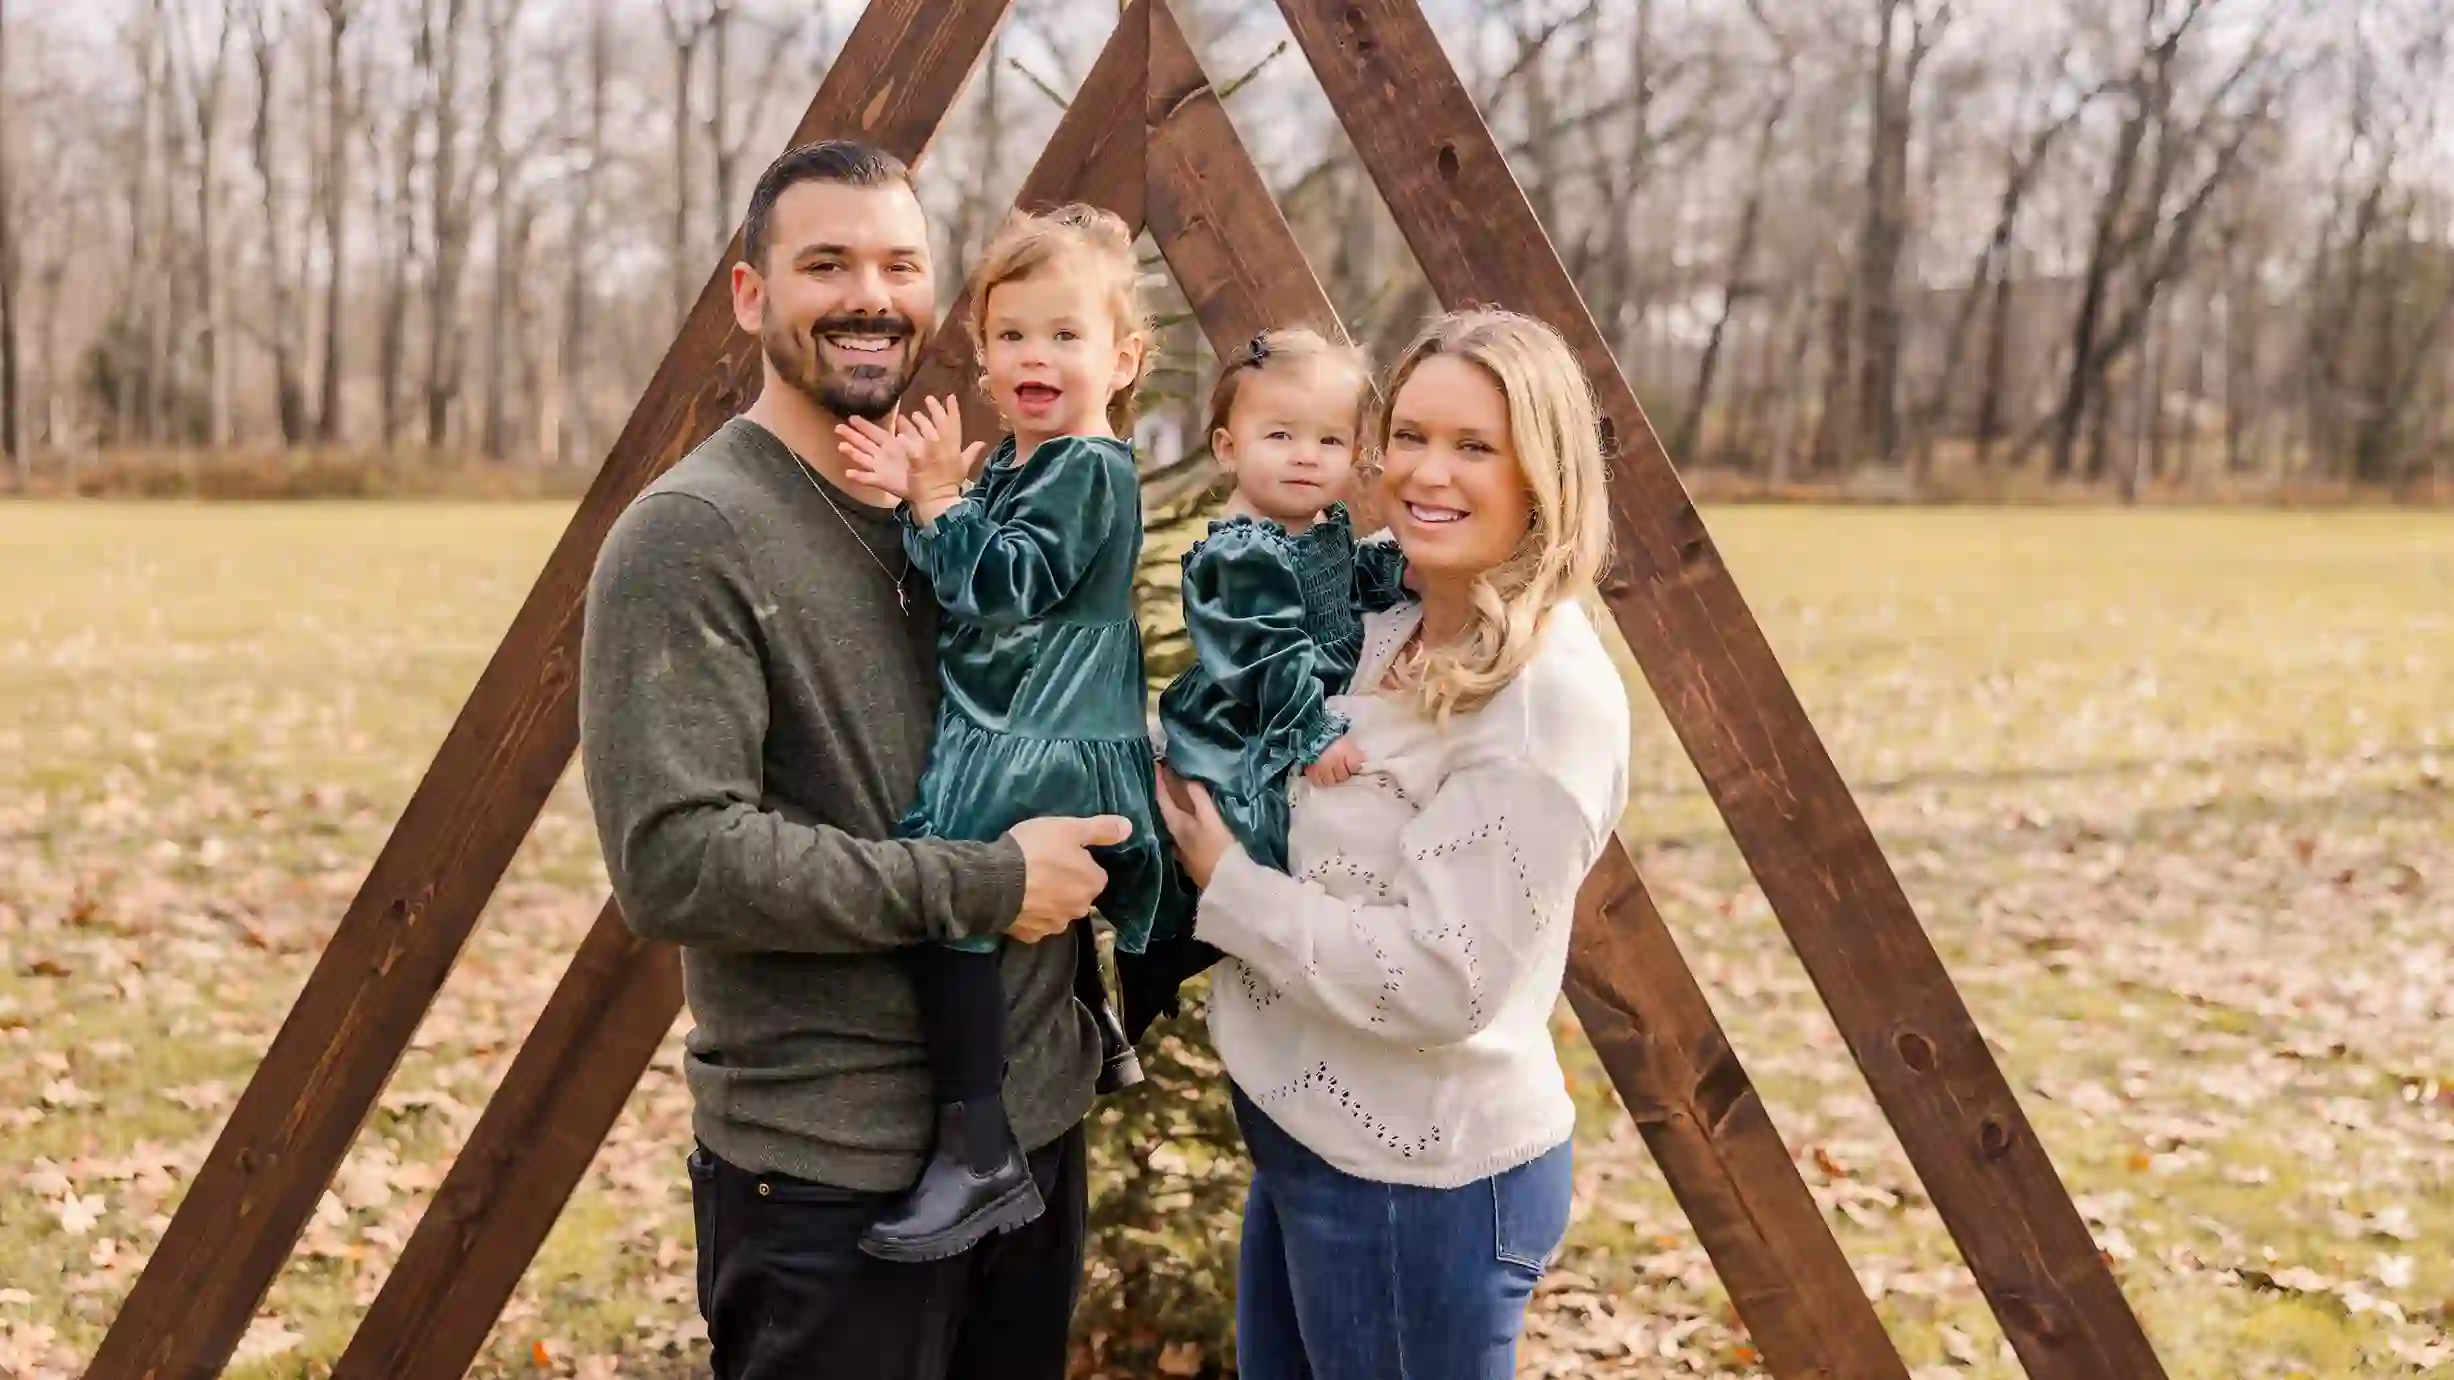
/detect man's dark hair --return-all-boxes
[742,140,917,271]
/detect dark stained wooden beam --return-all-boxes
[1150,7,1903,1374]
[1146,1,1340,351]
[324,15,1153,1377]
[331,906,680,1380]
[1272,4,2167,1377]
[86,6,1015,1376]
[1566,847,1910,1379]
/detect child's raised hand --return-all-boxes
[906,395,987,499]
[837,412,918,500]
[1304,736,1366,787]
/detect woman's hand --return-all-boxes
[1154,765,1236,891]
[1304,736,1365,787]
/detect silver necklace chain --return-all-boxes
[784,441,911,614]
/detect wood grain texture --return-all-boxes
[1147,0,1340,351]
[1151,8,1901,1373]
[1271,2,2167,1376]
[85,6,1013,1377]
[315,13,1152,1375]
[331,906,681,1380]
[1566,845,1909,1379]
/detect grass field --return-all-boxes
[2,501,2450,1378]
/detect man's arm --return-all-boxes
[579,492,1024,955]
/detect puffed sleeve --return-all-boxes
[903,436,1132,627]
[1349,534,1411,614]
[1182,518,1349,774]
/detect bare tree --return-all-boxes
[1815,0,1953,473]
[313,0,353,442]
[166,0,237,447]
[478,0,532,460]
[246,0,308,444]
[2042,0,2286,482]
[0,0,20,477]
[556,1,610,465]
[419,0,476,449]
[1912,56,2098,477]
[1677,26,1794,464]
[661,0,713,325]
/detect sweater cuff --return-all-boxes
[944,835,1030,943]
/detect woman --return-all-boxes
[1155,308,1632,1380]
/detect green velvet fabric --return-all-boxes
[1155,503,1410,914]
[895,434,1168,954]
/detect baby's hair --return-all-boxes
[967,203,1152,435]
[1203,326,1378,448]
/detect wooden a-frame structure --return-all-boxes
[86,4,2172,1378]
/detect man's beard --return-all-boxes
[763,311,923,422]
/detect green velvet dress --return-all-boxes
[897,434,1167,955]
[1154,503,1409,924]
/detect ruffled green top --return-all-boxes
[1155,503,1409,873]
[896,433,1167,950]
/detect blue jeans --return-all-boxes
[1231,1085,1573,1380]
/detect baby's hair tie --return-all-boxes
[1245,334,1272,366]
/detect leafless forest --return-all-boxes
[0,0,2447,498]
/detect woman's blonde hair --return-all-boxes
[966,203,1151,435]
[1375,308,1612,722]
[1203,325,1378,444]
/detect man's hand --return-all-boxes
[1005,814,1131,942]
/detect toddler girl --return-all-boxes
[838,204,1166,1262]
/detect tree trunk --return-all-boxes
[1851,0,1908,470]
[421,0,474,451]
[708,0,733,249]
[1676,83,1786,465]
[479,0,521,460]
[1973,251,2016,470]
[2051,88,2149,478]
[249,1,308,445]
[0,0,21,477]
[377,86,418,447]
[169,1,237,447]
[664,1,704,327]
[316,0,352,442]
[558,3,608,465]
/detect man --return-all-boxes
[580,140,1125,1380]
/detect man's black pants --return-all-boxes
[688,1125,1087,1380]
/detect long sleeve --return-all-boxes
[581,493,1024,956]
[1350,535,1412,614]
[903,436,1130,626]
[1182,521,1348,779]
[1194,748,1606,1049]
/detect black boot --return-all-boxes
[1075,919,1144,1093]
[858,1096,1044,1263]
[1093,997,1145,1093]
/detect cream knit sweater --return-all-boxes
[1196,600,1632,1189]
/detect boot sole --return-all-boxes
[856,1174,1047,1264]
